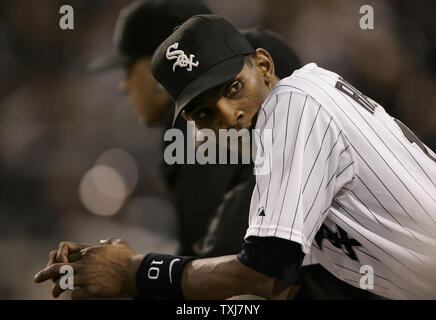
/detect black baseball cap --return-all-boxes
[88,0,211,72]
[241,27,302,79]
[151,14,255,125]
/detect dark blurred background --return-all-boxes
[0,0,434,299]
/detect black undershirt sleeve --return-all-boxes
[237,236,305,287]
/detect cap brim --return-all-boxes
[173,55,245,126]
[87,51,132,73]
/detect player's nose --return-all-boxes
[216,103,244,129]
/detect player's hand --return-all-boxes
[47,239,128,267]
[48,241,93,265]
[41,239,132,298]
[34,239,144,299]
[43,241,93,294]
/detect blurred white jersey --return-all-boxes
[246,63,436,299]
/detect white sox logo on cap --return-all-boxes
[166,42,199,72]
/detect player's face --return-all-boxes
[184,49,277,136]
[119,57,171,126]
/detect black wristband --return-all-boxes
[136,253,195,299]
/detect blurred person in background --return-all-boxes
[88,0,219,258]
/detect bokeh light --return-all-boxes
[79,165,125,216]
[79,148,139,216]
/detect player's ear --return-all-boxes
[252,48,275,88]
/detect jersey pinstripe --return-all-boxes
[246,63,436,299]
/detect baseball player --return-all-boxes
[196,27,379,300]
[35,14,436,300]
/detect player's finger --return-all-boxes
[47,250,57,267]
[68,251,82,262]
[51,280,65,298]
[47,250,61,283]
[51,274,85,298]
[34,263,69,283]
[56,242,91,264]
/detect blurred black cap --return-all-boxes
[241,27,302,79]
[88,0,211,72]
[151,14,254,126]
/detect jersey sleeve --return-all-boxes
[246,90,356,254]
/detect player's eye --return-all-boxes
[193,109,212,122]
[226,80,242,97]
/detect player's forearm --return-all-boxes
[181,255,297,299]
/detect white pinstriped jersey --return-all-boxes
[246,63,436,299]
